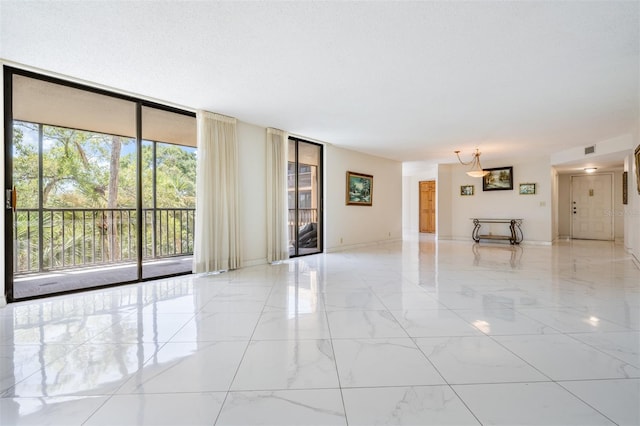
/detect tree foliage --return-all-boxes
[12,121,197,272]
[13,121,196,209]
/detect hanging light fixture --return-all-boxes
[455,148,489,177]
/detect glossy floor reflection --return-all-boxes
[1,237,639,425]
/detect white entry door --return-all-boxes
[571,174,613,240]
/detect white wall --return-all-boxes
[237,121,267,266]
[624,125,640,264]
[551,168,559,241]
[239,128,404,258]
[407,157,553,244]
[613,171,625,240]
[436,164,453,239]
[324,145,402,252]
[551,134,635,165]
[447,156,553,244]
[402,162,437,234]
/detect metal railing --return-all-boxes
[14,207,195,274]
[288,208,318,246]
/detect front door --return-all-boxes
[571,174,613,240]
[419,181,436,233]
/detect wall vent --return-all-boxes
[584,145,596,155]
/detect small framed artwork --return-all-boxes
[460,185,474,196]
[346,171,373,206]
[623,171,628,205]
[519,183,536,195]
[483,166,513,191]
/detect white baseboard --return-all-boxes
[521,240,553,246]
[243,258,268,267]
[325,238,402,253]
[439,235,552,246]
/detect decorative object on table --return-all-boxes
[460,185,474,196]
[454,148,489,177]
[346,171,373,206]
[623,171,628,205]
[519,183,536,195]
[482,166,513,191]
[635,144,640,195]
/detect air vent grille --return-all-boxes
[585,145,595,155]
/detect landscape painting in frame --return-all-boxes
[346,171,373,205]
[460,185,474,196]
[483,166,513,191]
[519,183,536,195]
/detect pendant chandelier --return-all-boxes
[454,148,489,178]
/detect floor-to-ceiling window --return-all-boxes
[287,137,322,257]
[4,67,196,301]
[141,106,196,279]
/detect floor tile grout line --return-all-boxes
[212,268,280,425]
[562,331,640,370]
[411,335,484,425]
[2,239,639,424]
[483,331,562,383]
[554,380,622,425]
[473,325,639,421]
[80,394,114,426]
[481,314,640,381]
[515,306,634,334]
[322,277,351,426]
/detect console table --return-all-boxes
[471,218,523,245]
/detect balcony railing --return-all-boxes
[14,207,195,275]
[288,208,318,246]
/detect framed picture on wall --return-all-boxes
[623,171,628,205]
[483,166,513,191]
[519,183,536,195]
[460,185,474,196]
[346,171,373,206]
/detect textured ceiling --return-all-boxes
[1,1,638,166]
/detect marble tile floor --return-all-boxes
[0,238,638,425]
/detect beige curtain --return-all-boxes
[193,111,242,273]
[266,128,289,262]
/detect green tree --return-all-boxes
[12,120,197,271]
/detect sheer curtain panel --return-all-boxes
[266,128,289,262]
[193,111,242,273]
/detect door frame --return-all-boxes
[419,180,436,233]
[288,136,323,257]
[569,173,614,241]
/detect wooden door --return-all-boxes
[571,174,613,240]
[419,181,436,233]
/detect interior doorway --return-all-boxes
[571,174,613,240]
[419,180,436,233]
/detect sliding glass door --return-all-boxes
[5,68,196,301]
[141,106,196,279]
[288,138,322,257]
